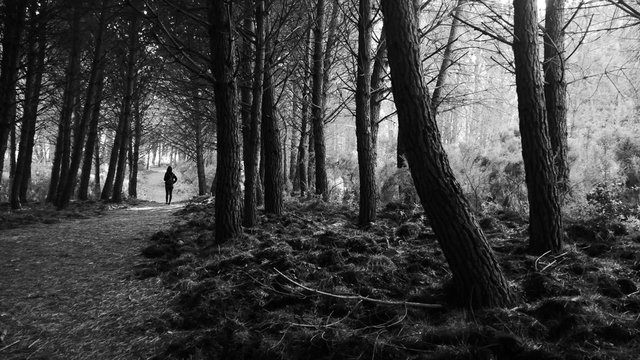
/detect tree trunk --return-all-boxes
[0,0,26,185]
[512,0,563,254]
[243,0,265,227]
[128,89,141,198]
[543,0,569,198]
[311,0,328,200]
[356,0,377,225]
[381,0,513,308]
[79,71,105,200]
[12,0,45,208]
[47,5,82,203]
[297,25,312,197]
[57,1,107,208]
[209,0,243,243]
[370,31,386,166]
[262,40,283,215]
[112,12,139,203]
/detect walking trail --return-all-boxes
[0,202,183,359]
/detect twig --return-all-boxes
[534,250,552,272]
[274,268,443,309]
[0,340,20,352]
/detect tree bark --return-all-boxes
[544,0,569,198]
[243,0,265,227]
[57,1,107,208]
[370,31,386,166]
[297,25,313,197]
[48,5,82,203]
[79,71,105,200]
[262,37,283,215]
[381,0,513,308]
[512,0,563,254]
[311,0,329,200]
[356,0,377,225]
[209,0,243,243]
[12,0,46,208]
[128,88,142,198]
[112,12,139,203]
[0,0,26,186]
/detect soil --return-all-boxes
[0,201,183,359]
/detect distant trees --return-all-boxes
[381,0,513,308]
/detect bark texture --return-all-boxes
[262,59,284,215]
[544,0,569,197]
[381,0,513,308]
[209,0,243,243]
[311,0,328,200]
[355,0,377,225]
[513,0,563,254]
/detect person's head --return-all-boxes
[167,166,172,172]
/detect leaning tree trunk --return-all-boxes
[381,0,513,308]
[0,0,26,186]
[262,41,284,215]
[544,0,569,198]
[48,5,82,203]
[355,0,377,225]
[243,0,265,227]
[311,0,329,200]
[12,0,45,209]
[512,0,563,254]
[57,1,107,208]
[209,0,243,243]
[370,31,386,165]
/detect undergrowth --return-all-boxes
[136,197,640,360]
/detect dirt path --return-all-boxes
[0,202,183,359]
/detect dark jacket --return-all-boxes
[164,172,178,186]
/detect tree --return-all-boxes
[544,0,569,197]
[513,0,563,254]
[262,20,284,215]
[47,3,83,204]
[381,0,513,308]
[209,0,242,243]
[0,0,27,186]
[355,0,377,225]
[311,0,329,200]
[11,0,46,209]
[243,0,265,227]
[57,0,109,209]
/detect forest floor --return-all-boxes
[0,200,184,359]
[1,196,640,359]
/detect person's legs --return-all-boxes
[165,184,170,204]
[168,187,173,204]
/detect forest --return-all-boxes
[1,0,640,359]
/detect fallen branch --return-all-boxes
[273,268,444,310]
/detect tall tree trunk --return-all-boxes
[513,0,563,254]
[57,1,107,208]
[297,25,312,197]
[47,5,82,203]
[12,0,45,208]
[0,0,26,186]
[209,0,243,243]
[244,0,265,227]
[79,71,105,200]
[544,0,569,198]
[381,0,513,308]
[195,116,206,195]
[262,37,283,215]
[370,31,386,166]
[311,0,329,200]
[321,0,340,115]
[430,0,464,113]
[93,130,101,197]
[289,123,298,190]
[112,13,139,203]
[356,0,377,225]
[128,89,141,198]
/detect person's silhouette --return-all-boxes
[164,166,178,204]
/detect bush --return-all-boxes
[586,181,639,218]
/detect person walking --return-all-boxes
[164,166,178,204]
